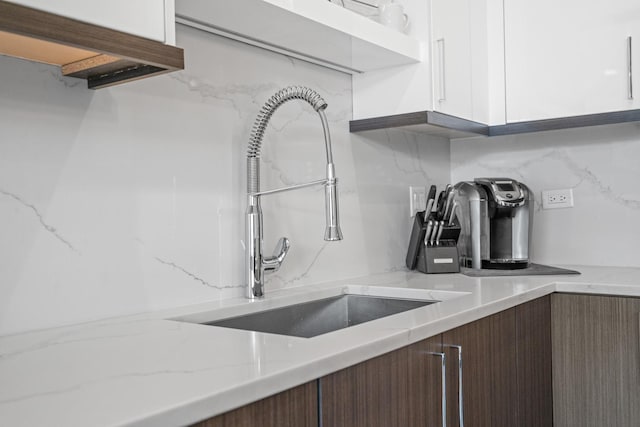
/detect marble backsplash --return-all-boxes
[451,122,640,268]
[0,24,450,335]
[5,22,637,337]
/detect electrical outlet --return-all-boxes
[542,188,574,209]
[409,186,426,217]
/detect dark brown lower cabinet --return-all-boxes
[320,296,552,427]
[551,293,640,427]
[516,295,554,427]
[442,307,518,427]
[191,297,555,427]
[191,381,317,427]
[320,346,410,426]
[439,295,553,427]
[407,335,445,426]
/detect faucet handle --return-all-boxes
[263,237,290,273]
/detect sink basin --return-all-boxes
[201,294,438,338]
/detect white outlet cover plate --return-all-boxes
[542,188,574,209]
[409,186,426,217]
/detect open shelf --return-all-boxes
[350,109,640,139]
[350,111,489,139]
[176,0,422,74]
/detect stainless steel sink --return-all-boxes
[202,294,438,338]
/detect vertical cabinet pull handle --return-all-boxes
[428,352,447,427]
[437,38,446,102]
[446,344,464,427]
[628,36,634,100]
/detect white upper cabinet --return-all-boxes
[352,0,504,124]
[352,0,640,134]
[431,0,473,120]
[430,0,505,124]
[504,0,640,122]
[7,0,175,44]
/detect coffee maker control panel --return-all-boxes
[474,178,526,207]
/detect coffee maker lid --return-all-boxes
[474,177,526,207]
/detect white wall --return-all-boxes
[0,24,451,335]
[451,123,640,267]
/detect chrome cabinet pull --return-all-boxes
[437,38,446,102]
[428,352,447,427]
[446,344,464,427]
[628,36,634,100]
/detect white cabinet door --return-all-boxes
[351,0,502,123]
[7,0,173,44]
[504,0,640,122]
[430,0,503,124]
[431,0,473,120]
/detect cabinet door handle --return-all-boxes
[446,344,464,427]
[428,352,447,427]
[628,36,634,100]
[437,38,446,102]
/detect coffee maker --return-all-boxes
[452,178,533,269]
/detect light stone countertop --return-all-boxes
[1,265,640,427]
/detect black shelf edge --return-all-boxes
[489,109,640,136]
[350,109,640,138]
[349,111,489,137]
[427,111,490,136]
[349,111,429,132]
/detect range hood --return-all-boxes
[0,1,184,89]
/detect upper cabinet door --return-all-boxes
[7,0,173,43]
[431,0,473,120]
[504,0,640,122]
[430,0,504,125]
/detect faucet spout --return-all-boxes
[245,86,343,299]
[324,163,343,241]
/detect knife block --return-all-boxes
[415,217,461,274]
[405,211,428,270]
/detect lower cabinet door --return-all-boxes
[320,336,447,427]
[442,307,518,427]
[407,334,445,427]
[552,293,640,427]
[192,381,317,427]
[320,347,410,427]
[515,295,553,427]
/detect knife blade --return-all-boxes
[435,220,444,245]
[424,219,434,246]
[447,200,459,226]
[434,190,446,220]
[443,187,456,222]
[424,199,434,222]
[424,185,436,219]
[426,185,436,208]
[429,220,438,246]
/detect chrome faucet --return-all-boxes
[245,86,343,299]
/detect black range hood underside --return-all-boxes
[0,1,184,89]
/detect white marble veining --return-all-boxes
[0,266,639,426]
[0,24,450,336]
[451,123,640,267]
